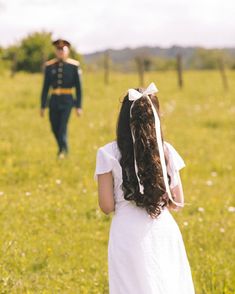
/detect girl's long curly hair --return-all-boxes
[116,90,171,218]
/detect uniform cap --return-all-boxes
[52,39,71,49]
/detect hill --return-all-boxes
[83,45,235,70]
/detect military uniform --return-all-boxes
[41,56,82,155]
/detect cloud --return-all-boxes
[0,1,6,12]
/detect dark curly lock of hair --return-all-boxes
[116,90,171,218]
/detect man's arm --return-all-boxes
[41,66,50,109]
[74,66,82,109]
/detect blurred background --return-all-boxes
[0,0,235,293]
[0,0,235,75]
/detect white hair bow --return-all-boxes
[128,82,159,101]
[128,82,184,208]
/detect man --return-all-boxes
[40,39,82,158]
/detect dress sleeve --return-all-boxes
[165,143,186,188]
[94,147,113,180]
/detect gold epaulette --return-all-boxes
[45,58,58,66]
[65,58,80,67]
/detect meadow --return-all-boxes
[0,69,234,293]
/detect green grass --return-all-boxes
[0,70,234,293]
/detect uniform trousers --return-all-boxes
[49,94,73,154]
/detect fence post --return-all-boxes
[218,57,229,91]
[104,50,110,85]
[135,57,145,87]
[176,54,183,89]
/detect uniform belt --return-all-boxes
[52,88,73,95]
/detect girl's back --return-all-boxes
[95,140,195,294]
[95,83,195,293]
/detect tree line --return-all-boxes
[0,31,234,73]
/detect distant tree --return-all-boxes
[3,32,83,73]
[152,57,176,71]
[16,31,54,72]
[189,48,229,70]
[3,45,19,76]
[69,47,82,62]
[0,46,5,74]
[3,45,19,61]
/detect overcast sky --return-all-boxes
[0,0,234,53]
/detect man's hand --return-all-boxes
[76,108,83,117]
[40,108,45,117]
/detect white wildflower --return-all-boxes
[211,171,217,177]
[206,180,213,186]
[194,104,201,112]
[228,206,235,213]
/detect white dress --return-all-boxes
[94,141,195,294]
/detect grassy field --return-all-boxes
[0,70,234,293]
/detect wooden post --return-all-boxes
[176,54,183,89]
[218,57,229,91]
[135,57,145,87]
[11,52,17,78]
[104,50,110,85]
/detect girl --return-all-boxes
[94,83,195,294]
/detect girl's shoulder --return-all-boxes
[164,141,176,153]
[164,141,186,171]
[97,140,120,160]
[164,140,180,154]
[94,141,121,180]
